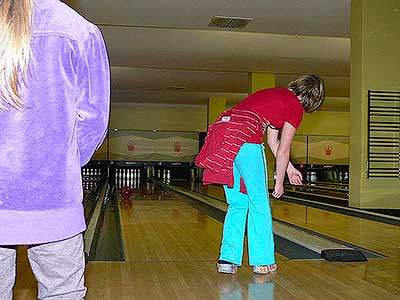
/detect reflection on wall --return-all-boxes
[91,130,350,166]
[290,136,307,164]
[92,140,108,160]
[108,130,199,162]
[308,136,349,165]
[290,135,349,165]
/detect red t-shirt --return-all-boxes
[233,88,304,143]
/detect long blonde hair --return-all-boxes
[0,0,34,110]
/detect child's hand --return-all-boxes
[287,166,303,185]
[272,184,284,198]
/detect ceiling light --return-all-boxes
[208,16,252,29]
[166,85,187,91]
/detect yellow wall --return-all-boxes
[110,104,207,132]
[92,140,108,160]
[207,98,226,126]
[109,104,349,141]
[350,0,400,209]
[248,73,276,94]
[110,98,349,136]
[297,111,349,136]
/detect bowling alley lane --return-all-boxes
[89,181,399,300]
[13,180,400,300]
[118,182,222,262]
[174,181,400,259]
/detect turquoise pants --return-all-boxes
[219,143,275,266]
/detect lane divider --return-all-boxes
[84,179,109,257]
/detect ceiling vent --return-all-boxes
[208,16,252,29]
[166,85,187,91]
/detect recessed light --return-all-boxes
[208,16,252,29]
[166,85,187,91]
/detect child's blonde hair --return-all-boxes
[0,0,34,110]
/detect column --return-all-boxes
[207,97,226,126]
[350,0,400,208]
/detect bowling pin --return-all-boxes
[190,168,195,182]
[311,171,317,182]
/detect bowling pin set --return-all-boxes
[146,166,172,184]
[339,171,349,181]
[305,170,349,182]
[306,171,318,182]
[82,168,103,177]
[115,168,141,189]
[83,181,97,191]
[82,167,103,191]
[157,169,171,184]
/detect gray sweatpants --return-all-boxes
[0,234,86,300]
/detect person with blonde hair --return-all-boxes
[0,0,110,299]
[196,75,324,275]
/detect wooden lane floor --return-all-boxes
[171,181,400,297]
[14,182,400,300]
[188,182,400,258]
[118,185,222,262]
[271,200,400,258]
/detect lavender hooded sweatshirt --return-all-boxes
[0,0,110,245]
